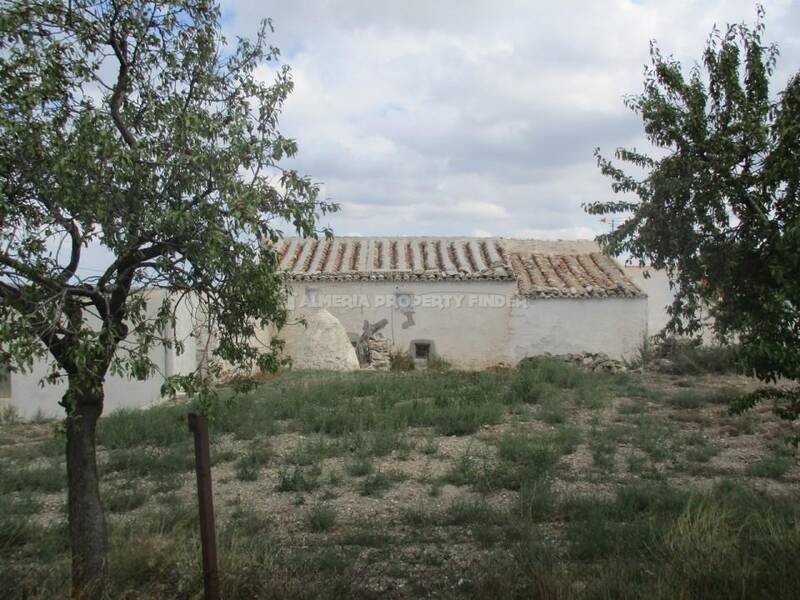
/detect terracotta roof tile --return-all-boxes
[272,237,644,297]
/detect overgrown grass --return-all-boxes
[234,441,273,481]
[0,460,66,494]
[102,482,148,513]
[2,365,798,599]
[657,342,742,376]
[275,465,321,493]
[304,503,336,532]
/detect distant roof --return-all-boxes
[273,237,644,299]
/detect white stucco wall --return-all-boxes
[2,290,200,419]
[624,266,717,341]
[286,280,516,370]
[624,267,673,336]
[284,280,648,368]
[508,297,647,361]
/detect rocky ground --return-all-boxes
[1,363,799,598]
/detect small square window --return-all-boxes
[414,343,431,360]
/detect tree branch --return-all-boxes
[108,25,137,148]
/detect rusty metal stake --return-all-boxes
[188,413,220,600]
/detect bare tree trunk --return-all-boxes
[65,379,108,600]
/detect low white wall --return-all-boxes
[508,296,647,361]
[4,290,200,419]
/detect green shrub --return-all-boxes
[98,404,187,449]
[358,471,394,497]
[304,504,336,532]
[0,462,66,494]
[444,496,503,526]
[496,433,561,475]
[427,355,451,371]
[103,483,148,513]
[275,466,320,493]
[345,456,373,477]
[234,442,272,481]
[389,351,415,372]
[656,341,742,375]
[746,455,793,480]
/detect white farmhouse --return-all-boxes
[1,289,200,419]
[1,236,654,419]
[275,237,648,370]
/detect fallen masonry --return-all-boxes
[523,351,627,373]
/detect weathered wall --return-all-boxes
[2,290,200,419]
[285,280,647,368]
[508,297,648,362]
[286,280,516,370]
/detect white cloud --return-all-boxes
[223,0,800,239]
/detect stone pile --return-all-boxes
[365,334,391,370]
[541,351,626,373]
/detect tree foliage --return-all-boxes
[586,7,800,418]
[0,0,334,404]
[0,1,334,594]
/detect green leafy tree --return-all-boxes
[0,1,333,596]
[586,8,799,419]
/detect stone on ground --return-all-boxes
[279,309,360,371]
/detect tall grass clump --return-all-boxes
[98,404,187,449]
[653,340,742,375]
[389,351,415,372]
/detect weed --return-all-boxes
[588,420,619,469]
[553,425,582,454]
[618,400,647,415]
[419,436,439,456]
[746,455,793,480]
[427,355,451,371]
[630,415,673,462]
[234,442,272,481]
[538,395,568,424]
[103,483,148,513]
[681,433,719,463]
[304,504,336,532]
[339,529,391,547]
[98,404,186,449]
[0,513,36,550]
[389,352,415,372]
[444,496,503,527]
[496,433,561,476]
[400,507,437,528]
[0,461,66,493]
[0,404,20,425]
[358,471,393,497]
[345,456,373,477]
[516,478,555,521]
[668,390,706,410]
[275,466,320,492]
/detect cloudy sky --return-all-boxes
[221,0,800,240]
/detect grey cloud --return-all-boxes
[222,0,800,239]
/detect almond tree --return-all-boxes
[0,1,333,596]
[586,8,799,423]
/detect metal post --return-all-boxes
[188,413,220,600]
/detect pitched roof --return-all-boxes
[273,237,644,298]
[274,237,514,281]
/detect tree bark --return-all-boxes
[65,380,108,600]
